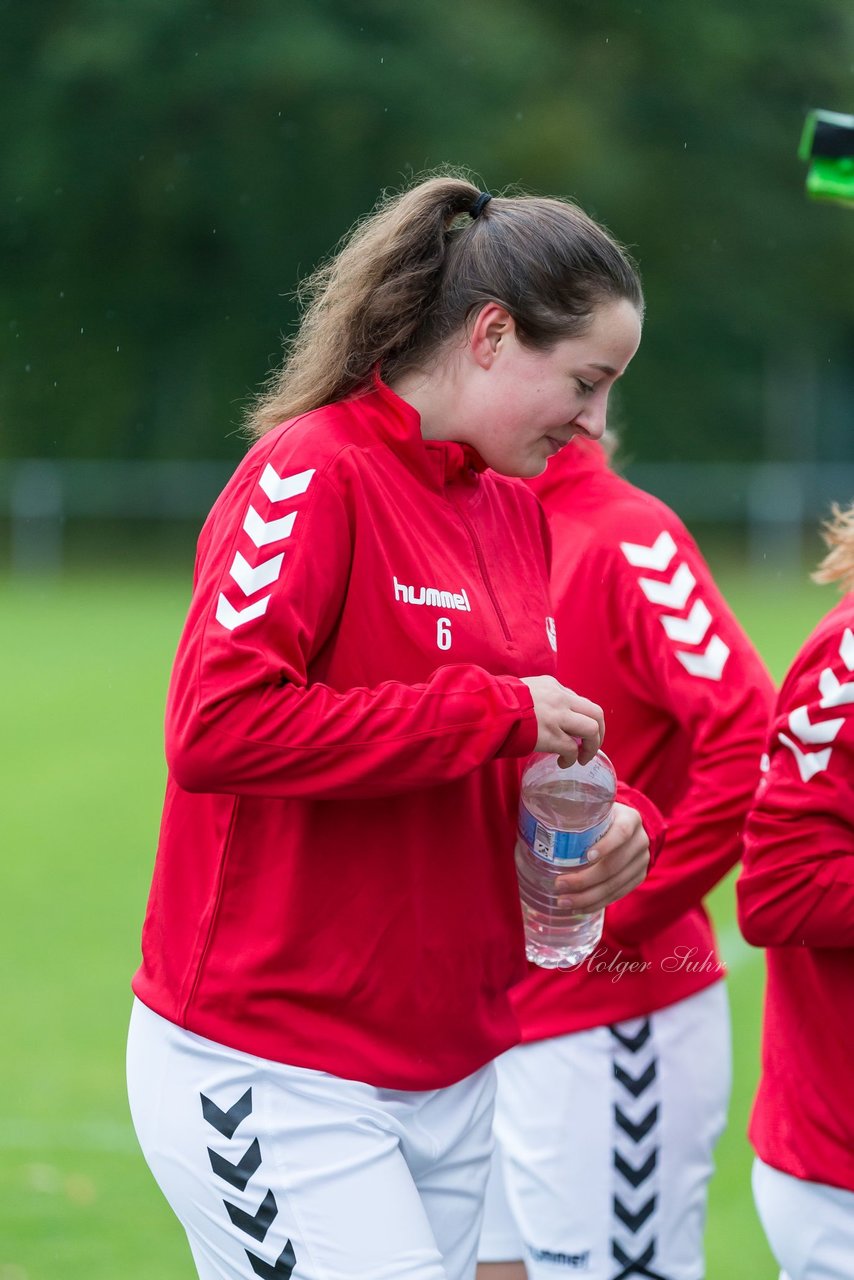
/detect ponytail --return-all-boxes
[812,502,854,592]
[246,170,642,439]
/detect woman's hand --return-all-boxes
[553,802,650,913]
[520,676,604,766]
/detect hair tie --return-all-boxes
[470,191,493,220]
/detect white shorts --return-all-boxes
[479,983,731,1280]
[752,1157,854,1280]
[126,998,496,1280]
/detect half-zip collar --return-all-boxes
[359,369,487,491]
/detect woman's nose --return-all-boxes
[573,397,608,441]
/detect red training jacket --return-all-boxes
[134,377,562,1089]
[738,591,854,1193]
[510,438,774,1039]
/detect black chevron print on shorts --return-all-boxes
[201,1087,253,1139]
[608,1017,669,1280]
[225,1188,279,1242]
[611,1239,668,1280]
[200,1089,297,1279]
[246,1239,297,1278]
[209,1138,263,1190]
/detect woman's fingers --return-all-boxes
[553,803,650,911]
[521,676,605,761]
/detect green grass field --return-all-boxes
[0,557,835,1280]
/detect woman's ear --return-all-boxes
[468,303,516,370]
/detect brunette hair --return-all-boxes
[812,502,854,592]
[245,171,643,438]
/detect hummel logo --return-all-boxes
[393,576,472,611]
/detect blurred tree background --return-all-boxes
[2,0,852,471]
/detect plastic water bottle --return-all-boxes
[515,751,616,968]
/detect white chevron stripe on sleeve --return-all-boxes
[675,634,730,680]
[259,464,315,503]
[215,592,271,631]
[818,668,854,708]
[660,598,712,645]
[243,505,298,547]
[788,704,845,745]
[620,530,678,571]
[841,628,854,671]
[778,732,832,783]
[638,562,696,610]
[229,550,284,596]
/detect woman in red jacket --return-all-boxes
[477,436,774,1280]
[126,174,660,1280]
[737,503,854,1280]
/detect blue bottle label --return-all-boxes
[518,804,612,867]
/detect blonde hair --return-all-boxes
[813,502,854,592]
[245,170,643,438]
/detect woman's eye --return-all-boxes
[576,379,595,395]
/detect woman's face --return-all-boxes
[460,298,642,478]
